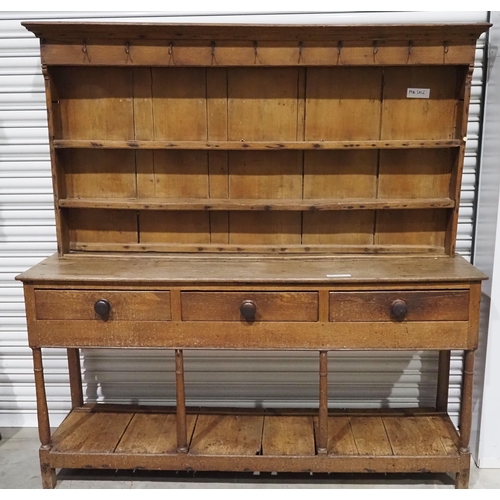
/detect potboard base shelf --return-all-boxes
[44,406,466,483]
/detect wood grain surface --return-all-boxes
[16,253,487,283]
[20,21,488,489]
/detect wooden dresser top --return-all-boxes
[16,254,487,284]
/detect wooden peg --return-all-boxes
[81,39,90,62]
[407,40,413,63]
[125,41,132,62]
[211,41,217,65]
[168,42,174,65]
[254,41,261,64]
[337,40,342,64]
[298,41,304,63]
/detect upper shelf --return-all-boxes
[53,140,464,151]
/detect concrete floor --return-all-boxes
[1,427,499,489]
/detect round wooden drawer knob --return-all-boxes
[240,300,257,321]
[94,299,111,316]
[391,299,408,321]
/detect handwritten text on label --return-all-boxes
[407,88,431,99]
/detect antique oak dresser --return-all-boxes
[17,21,490,488]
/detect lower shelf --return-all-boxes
[47,405,463,474]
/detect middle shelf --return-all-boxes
[52,139,464,150]
[58,197,455,211]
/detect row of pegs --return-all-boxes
[80,39,452,64]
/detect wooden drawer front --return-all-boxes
[35,290,171,321]
[181,292,318,322]
[329,290,469,322]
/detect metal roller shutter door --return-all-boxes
[0,10,489,427]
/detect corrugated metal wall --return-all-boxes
[0,10,489,427]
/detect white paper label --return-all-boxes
[407,88,430,99]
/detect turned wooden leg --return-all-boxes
[39,449,57,489]
[33,348,57,489]
[175,349,188,453]
[456,453,471,489]
[317,351,328,455]
[67,348,83,408]
[436,350,451,412]
[455,350,475,489]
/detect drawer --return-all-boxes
[329,290,469,322]
[181,292,318,322]
[35,290,171,321]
